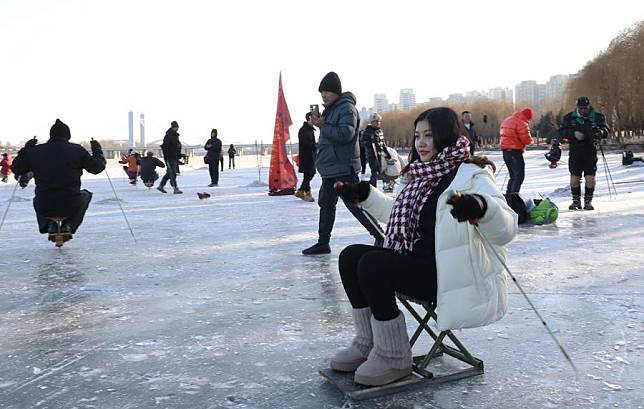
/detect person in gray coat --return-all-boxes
[204,129,222,186]
[302,72,361,255]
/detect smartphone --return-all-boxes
[310,104,320,116]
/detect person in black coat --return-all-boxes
[227,144,237,169]
[462,111,479,155]
[295,112,317,201]
[558,96,608,210]
[139,151,165,185]
[158,120,183,194]
[360,113,388,187]
[204,129,222,186]
[10,119,105,235]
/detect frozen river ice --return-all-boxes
[1,149,643,408]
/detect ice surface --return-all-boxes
[0,149,643,408]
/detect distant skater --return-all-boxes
[157,121,183,194]
[139,151,165,186]
[10,119,105,241]
[228,144,237,169]
[204,129,222,186]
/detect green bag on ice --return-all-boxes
[529,197,559,225]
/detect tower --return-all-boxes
[128,110,134,148]
[139,113,145,147]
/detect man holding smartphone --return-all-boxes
[302,72,361,255]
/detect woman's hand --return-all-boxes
[447,192,487,224]
[334,181,371,204]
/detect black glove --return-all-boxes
[24,137,38,149]
[90,139,103,156]
[447,193,487,223]
[334,181,371,204]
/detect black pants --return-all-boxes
[35,190,92,234]
[367,155,381,187]
[228,156,235,169]
[569,145,597,177]
[503,150,525,194]
[220,156,224,171]
[318,174,359,244]
[208,162,220,184]
[339,244,437,321]
[159,159,179,188]
[299,172,314,192]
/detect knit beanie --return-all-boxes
[520,107,534,121]
[576,96,590,107]
[318,72,342,95]
[50,119,71,140]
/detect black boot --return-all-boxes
[569,186,582,210]
[584,187,595,210]
[302,242,331,255]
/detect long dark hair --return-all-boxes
[402,107,495,174]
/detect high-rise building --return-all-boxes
[128,111,134,148]
[446,93,465,105]
[139,113,145,147]
[545,74,569,101]
[374,93,389,113]
[465,90,487,103]
[359,106,371,123]
[488,87,513,102]
[428,97,444,105]
[515,80,540,107]
[399,89,416,111]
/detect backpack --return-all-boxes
[529,198,559,225]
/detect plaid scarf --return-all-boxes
[385,136,470,254]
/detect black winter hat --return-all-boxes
[171,121,179,128]
[576,96,590,107]
[50,119,71,140]
[318,72,342,95]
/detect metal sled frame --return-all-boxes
[320,206,484,400]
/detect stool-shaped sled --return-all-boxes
[47,217,72,248]
[320,205,484,400]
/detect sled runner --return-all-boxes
[47,217,72,248]
[320,205,484,400]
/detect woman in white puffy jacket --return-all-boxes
[330,107,518,386]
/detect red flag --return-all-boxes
[268,73,297,194]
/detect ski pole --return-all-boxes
[473,223,577,373]
[0,181,20,233]
[448,189,577,372]
[104,166,137,242]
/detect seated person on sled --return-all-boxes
[331,107,518,386]
[139,151,165,186]
[10,119,105,238]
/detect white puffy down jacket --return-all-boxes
[358,163,518,330]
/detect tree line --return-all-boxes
[378,100,517,148]
[565,20,644,140]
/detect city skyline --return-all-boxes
[366,74,569,114]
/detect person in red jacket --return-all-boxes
[0,153,12,182]
[499,108,534,194]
